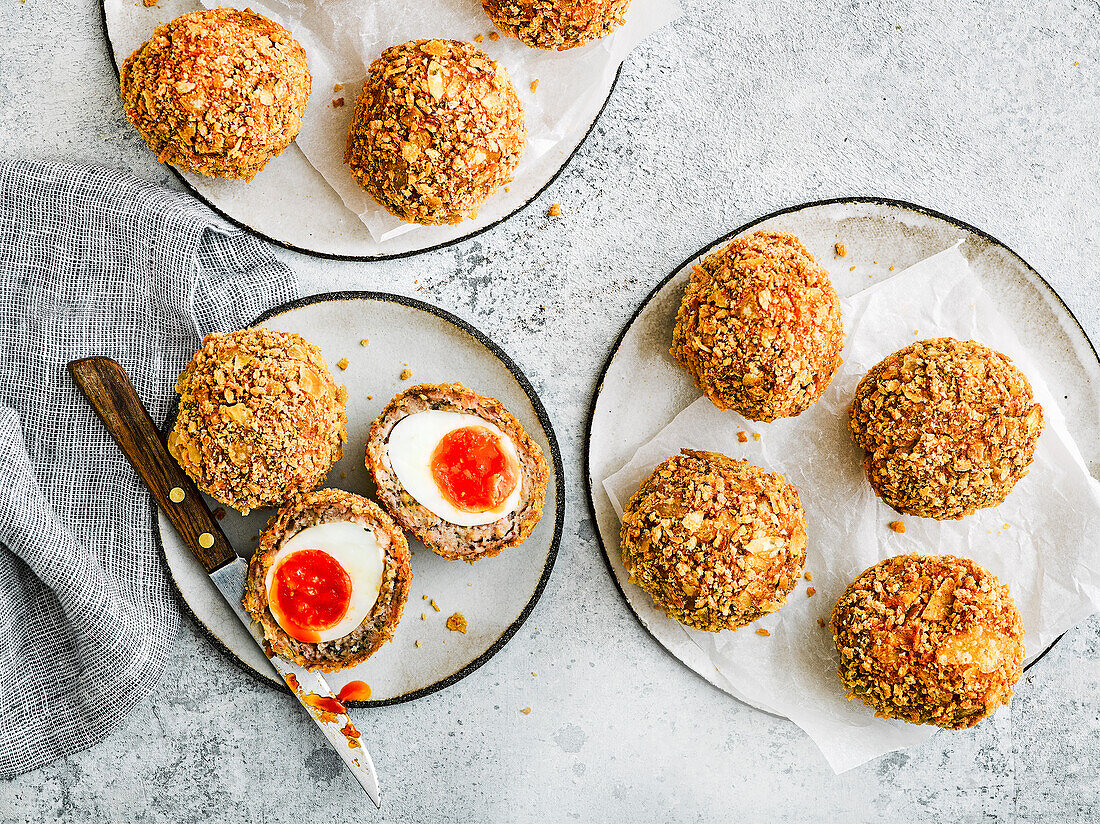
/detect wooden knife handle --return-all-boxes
[68,357,237,573]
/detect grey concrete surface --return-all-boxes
[2,0,1100,821]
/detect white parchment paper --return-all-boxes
[602,244,1100,773]
[198,0,680,242]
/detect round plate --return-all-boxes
[99,0,619,260]
[159,292,564,705]
[585,197,1100,712]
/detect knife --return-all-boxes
[68,357,381,808]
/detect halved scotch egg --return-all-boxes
[244,489,411,671]
[366,383,549,562]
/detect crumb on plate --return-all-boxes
[446,612,468,633]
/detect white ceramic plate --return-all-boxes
[159,292,563,704]
[585,198,1100,714]
[100,0,618,260]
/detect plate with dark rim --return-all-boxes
[585,197,1100,713]
[158,291,564,705]
[100,0,622,261]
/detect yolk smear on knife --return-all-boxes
[302,693,347,716]
[430,425,518,513]
[270,549,352,643]
[337,681,372,702]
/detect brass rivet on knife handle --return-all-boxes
[67,357,237,573]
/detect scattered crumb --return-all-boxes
[333,83,343,92]
[520,706,531,715]
[1075,61,1080,66]
[850,266,856,271]
[531,672,538,677]
[888,266,895,271]
[332,97,345,108]
[143,0,159,6]
[367,395,373,400]
[474,33,484,42]
[430,598,441,612]
[340,471,347,479]
[914,329,919,336]
[415,640,421,647]
[547,203,561,217]
[530,79,539,93]
[752,433,761,441]
[400,366,413,380]
[213,507,226,520]
[804,571,813,581]
[504,186,510,193]
[737,430,748,443]
[336,357,349,370]
[446,612,468,634]
[420,613,426,620]
[1003,523,1010,529]
[489,31,500,41]
[807,587,817,597]
[834,242,847,257]
[360,338,369,347]
[888,520,906,534]
[756,628,770,637]
[817,618,827,628]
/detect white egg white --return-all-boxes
[384,410,523,527]
[264,521,385,643]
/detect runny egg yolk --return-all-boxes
[270,549,352,643]
[430,425,519,513]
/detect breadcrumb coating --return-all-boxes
[849,338,1042,520]
[168,328,347,514]
[620,450,807,632]
[344,39,526,225]
[482,0,632,50]
[244,489,411,671]
[831,554,1024,729]
[120,9,311,181]
[671,231,844,422]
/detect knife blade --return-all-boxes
[68,356,381,808]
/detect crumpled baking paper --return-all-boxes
[199,0,680,242]
[602,244,1100,773]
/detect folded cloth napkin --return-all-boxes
[0,160,299,778]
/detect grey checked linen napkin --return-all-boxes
[0,160,299,778]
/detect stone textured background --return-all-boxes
[2,0,1099,821]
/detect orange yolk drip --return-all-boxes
[430,425,518,513]
[270,549,352,643]
[337,681,372,702]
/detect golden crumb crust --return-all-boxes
[620,450,807,632]
[366,383,549,561]
[120,9,311,181]
[849,338,1043,520]
[344,39,526,225]
[168,328,347,514]
[831,554,1024,729]
[671,231,844,422]
[482,0,632,50]
[244,489,412,671]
